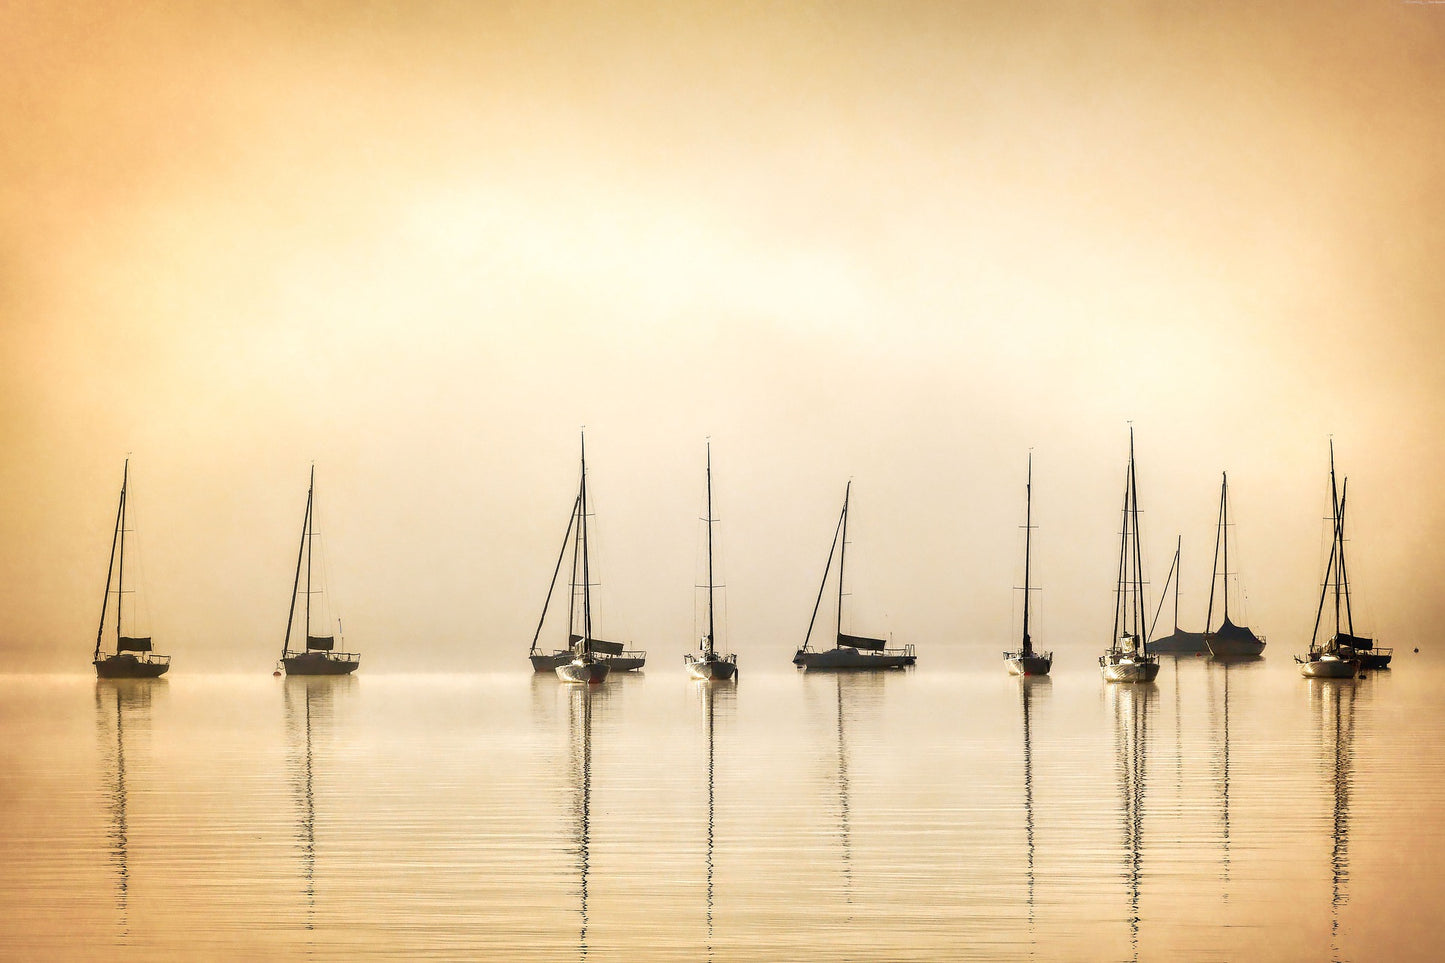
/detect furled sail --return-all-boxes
[306,635,335,651]
[117,636,152,652]
[571,634,625,655]
[1211,618,1260,646]
[838,632,887,651]
[1335,632,1375,650]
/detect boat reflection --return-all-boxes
[1208,658,1234,896]
[1309,678,1357,959]
[96,679,163,936]
[283,675,355,932]
[695,679,736,958]
[566,683,606,959]
[1017,675,1050,938]
[1110,681,1156,961]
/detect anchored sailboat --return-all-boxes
[793,482,916,670]
[93,460,170,679]
[1297,443,1381,677]
[685,441,737,681]
[529,436,644,677]
[1202,473,1266,658]
[1004,454,1052,675]
[279,468,359,676]
[1145,537,1207,655]
[1100,429,1161,683]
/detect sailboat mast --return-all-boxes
[802,501,847,652]
[1205,474,1225,632]
[305,468,315,642]
[1173,536,1182,632]
[95,462,127,662]
[281,468,313,662]
[1128,431,1146,654]
[117,460,128,647]
[580,433,593,653]
[705,441,715,658]
[1112,475,1129,648]
[1221,473,1230,620]
[1329,443,1342,640]
[1310,494,1340,648]
[836,481,851,645]
[1338,479,1355,637]
[1021,454,1033,656]
[531,493,581,655]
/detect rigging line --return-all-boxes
[801,496,847,652]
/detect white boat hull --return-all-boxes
[556,659,610,683]
[685,655,737,681]
[1101,657,1160,683]
[1299,655,1359,679]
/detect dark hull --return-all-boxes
[1004,653,1052,676]
[530,651,646,672]
[1205,637,1266,658]
[94,655,169,679]
[793,646,916,670]
[1146,633,1209,655]
[283,653,359,675]
[1355,650,1392,669]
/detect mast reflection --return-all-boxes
[696,680,736,959]
[1111,681,1155,961]
[96,679,159,937]
[284,675,354,933]
[567,684,597,959]
[1309,678,1356,960]
[1018,676,1050,940]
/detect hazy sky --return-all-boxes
[3,1,1443,672]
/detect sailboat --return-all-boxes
[1145,537,1207,654]
[1100,429,1161,683]
[1004,454,1052,675]
[93,460,170,678]
[685,441,738,681]
[1297,443,1378,677]
[1202,473,1266,658]
[279,467,359,676]
[793,482,917,670]
[529,437,645,676]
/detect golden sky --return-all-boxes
[2,1,1443,670]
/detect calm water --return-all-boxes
[3,658,1445,960]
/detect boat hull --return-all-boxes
[1299,656,1359,679]
[1146,635,1209,655]
[557,659,610,683]
[685,655,737,681]
[1205,636,1266,658]
[1353,649,1392,669]
[94,655,169,679]
[1101,658,1160,683]
[1004,654,1052,676]
[793,646,916,670]
[282,652,359,676]
[531,651,646,672]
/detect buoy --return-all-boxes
[272,670,282,677]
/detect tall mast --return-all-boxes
[117,459,129,647]
[1205,473,1225,632]
[281,467,313,662]
[1174,536,1182,632]
[531,493,581,655]
[1329,442,1342,640]
[836,481,851,644]
[1221,472,1230,621]
[95,461,127,662]
[1111,469,1130,648]
[579,432,593,653]
[305,467,315,642]
[802,501,847,652]
[1338,479,1355,637]
[1128,428,1146,655]
[568,459,583,651]
[1310,488,1341,648]
[1021,453,1033,656]
[705,441,716,658]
